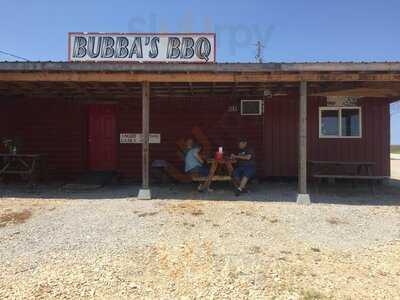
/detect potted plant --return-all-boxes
[1,138,18,154]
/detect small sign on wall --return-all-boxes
[120,133,161,144]
[228,105,239,112]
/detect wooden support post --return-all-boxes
[138,81,151,199]
[297,81,311,204]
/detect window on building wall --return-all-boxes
[240,100,263,115]
[319,107,362,138]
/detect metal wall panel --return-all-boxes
[0,95,390,180]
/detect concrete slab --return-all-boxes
[296,193,311,205]
[138,189,151,200]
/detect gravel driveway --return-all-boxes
[1,182,400,299]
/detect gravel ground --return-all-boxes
[1,179,400,299]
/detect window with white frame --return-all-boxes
[319,107,362,138]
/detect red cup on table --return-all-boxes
[215,147,223,161]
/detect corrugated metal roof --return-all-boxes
[1,61,400,73]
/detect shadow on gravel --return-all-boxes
[0,178,400,206]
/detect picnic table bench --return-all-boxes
[149,159,233,184]
[308,160,387,193]
[0,154,48,185]
[191,158,235,190]
[191,175,232,182]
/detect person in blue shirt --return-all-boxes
[184,138,212,192]
[184,139,207,175]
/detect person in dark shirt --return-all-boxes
[230,139,256,196]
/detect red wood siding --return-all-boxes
[117,96,264,179]
[118,100,142,179]
[263,95,390,177]
[0,95,390,180]
[1,98,86,178]
[0,100,12,153]
[308,97,390,176]
[263,96,299,177]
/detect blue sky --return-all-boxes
[1,0,399,143]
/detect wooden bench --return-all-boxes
[313,175,387,180]
[312,174,388,193]
[190,159,235,191]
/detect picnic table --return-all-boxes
[308,160,387,193]
[191,158,236,189]
[0,154,48,185]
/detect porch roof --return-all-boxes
[0,62,399,100]
[1,61,400,73]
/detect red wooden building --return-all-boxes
[0,61,399,202]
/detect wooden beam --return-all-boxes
[137,81,151,199]
[142,81,150,189]
[1,71,400,82]
[297,81,310,204]
[311,87,400,97]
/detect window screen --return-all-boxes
[320,110,339,136]
[341,108,360,137]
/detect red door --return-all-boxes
[88,104,117,171]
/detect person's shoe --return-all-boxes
[242,188,249,193]
[234,188,242,196]
[197,183,204,193]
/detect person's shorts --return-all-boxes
[188,165,209,177]
[233,165,256,179]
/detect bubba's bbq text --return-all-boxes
[69,33,215,63]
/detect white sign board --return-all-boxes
[120,133,161,144]
[69,33,215,63]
